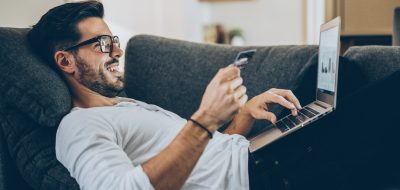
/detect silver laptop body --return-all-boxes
[249,17,342,153]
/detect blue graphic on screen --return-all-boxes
[317,26,339,93]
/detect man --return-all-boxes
[29,1,400,189]
[27,1,302,189]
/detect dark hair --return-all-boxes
[27,0,104,71]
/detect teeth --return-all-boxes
[107,65,119,72]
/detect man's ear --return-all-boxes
[54,51,75,74]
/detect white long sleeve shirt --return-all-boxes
[55,98,250,190]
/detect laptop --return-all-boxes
[249,17,341,153]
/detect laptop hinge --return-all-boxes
[314,100,333,110]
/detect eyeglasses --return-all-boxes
[63,35,120,55]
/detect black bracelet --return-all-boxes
[188,118,213,139]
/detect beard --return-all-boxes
[74,54,124,97]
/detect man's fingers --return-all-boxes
[220,65,240,81]
[238,94,248,107]
[230,77,243,91]
[270,88,302,109]
[259,111,277,123]
[233,86,246,99]
[265,91,295,109]
[265,91,298,116]
[290,109,298,116]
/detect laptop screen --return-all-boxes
[316,17,341,108]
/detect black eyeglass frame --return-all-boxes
[63,35,120,55]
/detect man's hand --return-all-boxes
[242,88,302,123]
[192,65,248,131]
[224,88,302,136]
[142,65,247,190]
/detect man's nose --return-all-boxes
[110,44,124,59]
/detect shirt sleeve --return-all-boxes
[55,111,154,190]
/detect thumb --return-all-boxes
[259,111,277,124]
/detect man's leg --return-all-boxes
[248,151,287,190]
[309,70,400,189]
[249,70,400,190]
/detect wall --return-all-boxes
[101,0,210,69]
[0,0,320,52]
[0,0,210,70]
[0,0,64,28]
[0,0,316,46]
[205,0,308,46]
[102,0,209,45]
[326,0,400,35]
[306,0,326,44]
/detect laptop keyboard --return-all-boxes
[304,107,319,115]
[288,115,302,125]
[275,121,290,132]
[274,106,320,133]
[299,108,315,118]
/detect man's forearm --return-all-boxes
[223,112,254,137]
[142,117,215,190]
[141,65,245,189]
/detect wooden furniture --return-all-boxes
[325,0,400,53]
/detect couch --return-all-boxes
[0,27,399,190]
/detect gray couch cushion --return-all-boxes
[0,27,71,127]
[0,109,79,190]
[344,46,400,83]
[0,27,78,189]
[124,34,318,120]
[0,123,8,190]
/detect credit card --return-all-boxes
[233,49,257,69]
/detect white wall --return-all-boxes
[0,0,318,46]
[102,0,209,45]
[0,0,327,74]
[158,0,210,42]
[306,0,325,44]
[0,0,64,28]
[206,0,307,46]
[0,0,321,49]
[0,0,209,71]
[100,0,210,70]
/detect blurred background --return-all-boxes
[1,0,399,66]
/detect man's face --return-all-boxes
[71,17,124,97]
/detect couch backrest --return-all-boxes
[124,35,318,119]
[124,35,400,121]
[343,46,400,83]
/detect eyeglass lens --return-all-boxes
[99,36,120,53]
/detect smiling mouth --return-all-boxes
[106,63,119,72]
